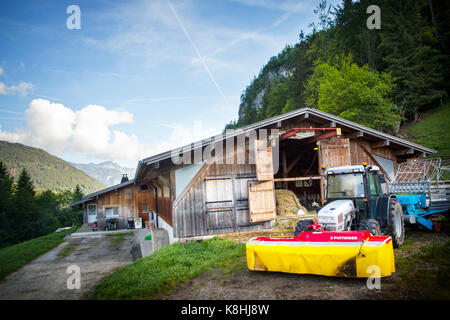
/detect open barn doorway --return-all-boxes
[275,136,321,211]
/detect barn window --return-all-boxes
[140,184,148,191]
[205,177,233,203]
[371,154,395,180]
[175,161,205,199]
[105,207,119,217]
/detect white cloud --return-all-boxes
[23,99,75,154]
[0,66,3,76]
[0,99,150,166]
[0,98,227,167]
[0,81,34,96]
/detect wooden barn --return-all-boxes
[73,107,435,242]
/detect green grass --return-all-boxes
[56,242,79,258]
[0,226,79,281]
[408,103,450,160]
[395,239,450,299]
[105,232,134,245]
[92,237,245,300]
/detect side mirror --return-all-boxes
[379,174,387,183]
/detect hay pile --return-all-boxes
[275,189,308,216]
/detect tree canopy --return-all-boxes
[305,54,401,131]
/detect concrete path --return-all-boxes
[0,233,135,300]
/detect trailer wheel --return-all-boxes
[358,219,381,236]
[294,219,314,236]
[387,198,405,248]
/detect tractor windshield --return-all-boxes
[327,173,365,199]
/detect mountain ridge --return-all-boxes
[70,161,136,187]
[0,140,106,193]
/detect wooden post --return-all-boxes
[282,149,287,188]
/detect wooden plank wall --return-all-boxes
[348,138,398,175]
[173,162,274,238]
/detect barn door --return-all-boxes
[318,137,351,168]
[247,180,276,223]
[318,137,351,202]
[204,176,234,230]
[255,139,274,181]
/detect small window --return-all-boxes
[140,184,148,191]
[87,204,97,216]
[369,173,381,197]
[142,204,149,213]
[105,207,119,217]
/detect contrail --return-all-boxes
[0,109,24,115]
[167,0,230,108]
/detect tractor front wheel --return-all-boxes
[387,198,405,248]
[294,219,314,236]
[358,219,381,236]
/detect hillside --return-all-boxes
[225,0,449,136]
[70,161,136,187]
[407,104,450,160]
[0,140,106,193]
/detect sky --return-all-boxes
[0,0,340,168]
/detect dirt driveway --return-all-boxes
[0,233,134,300]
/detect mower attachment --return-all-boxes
[246,231,395,278]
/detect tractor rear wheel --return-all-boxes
[294,219,314,236]
[387,198,405,248]
[358,219,381,236]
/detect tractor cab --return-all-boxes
[324,164,386,221]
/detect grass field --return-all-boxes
[92,237,245,300]
[393,235,450,299]
[408,103,450,160]
[0,226,79,281]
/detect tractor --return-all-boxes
[294,163,405,248]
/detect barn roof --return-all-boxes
[71,179,135,207]
[134,107,436,179]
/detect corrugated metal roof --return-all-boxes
[134,107,435,179]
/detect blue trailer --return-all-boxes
[388,159,450,231]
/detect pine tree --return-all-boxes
[0,161,14,246]
[379,0,445,121]
[11,168,38,241]
[74,184,84,202]
[17,168,35,197]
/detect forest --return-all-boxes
[225,0,449,136]
[0,160,84,248]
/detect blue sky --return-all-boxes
[0,0,340,168]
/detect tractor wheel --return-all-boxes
[294,219,314,236]
[387,198,405,248]
[358,219,381,236]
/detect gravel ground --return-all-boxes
[0,234,134,300]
